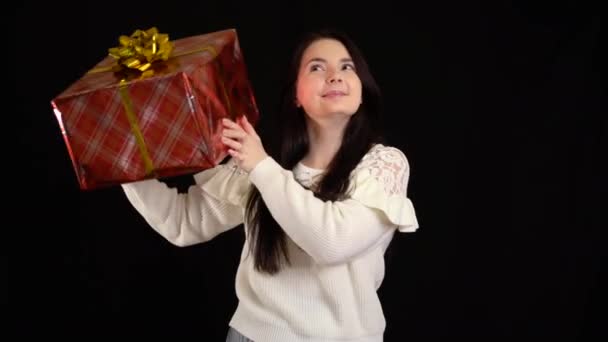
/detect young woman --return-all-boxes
[121,28,419,342]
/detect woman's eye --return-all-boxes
[342,63,356,71]
[310,64,323,71]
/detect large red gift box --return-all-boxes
[51,28,259,190]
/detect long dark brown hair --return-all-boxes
[245,28,386,274]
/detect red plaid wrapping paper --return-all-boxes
[51,28,259,190]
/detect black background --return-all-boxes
[9,1,606,340]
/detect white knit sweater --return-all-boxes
[121,143,419,342]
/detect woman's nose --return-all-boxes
[327,73,343,83]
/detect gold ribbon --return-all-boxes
[117,79,155,175]
[107,27,173,175]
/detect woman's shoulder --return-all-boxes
[355,143,411,172]
[348,143,419,232]
[349,143,412,195]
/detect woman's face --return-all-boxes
[295,38,362,122]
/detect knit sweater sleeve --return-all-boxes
[248,145,419,265]
[121,158,251,247]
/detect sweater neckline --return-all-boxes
[296,161,325,174]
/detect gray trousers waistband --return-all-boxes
[226,327,254,342]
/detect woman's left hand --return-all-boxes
[221,116,268,173]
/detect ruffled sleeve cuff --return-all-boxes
[193,158,252,208]
[348,152,420,233]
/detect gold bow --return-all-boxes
[107,27,174,78]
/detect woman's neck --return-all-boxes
[302,118,348,170]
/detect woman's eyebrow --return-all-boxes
[304,57,353,65]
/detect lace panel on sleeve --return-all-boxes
[354,145,409,196]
